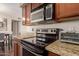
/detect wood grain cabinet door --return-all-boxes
[55,3,79,21]
[13,42,22,56]
[22,4,31,25]
[14,42,18,56]
[17,43,22,56]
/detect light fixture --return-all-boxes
[0,18,3,22]
[22,17,25,21]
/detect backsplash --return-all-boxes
[21,20,79,33]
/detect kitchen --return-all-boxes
[0,3,79,56]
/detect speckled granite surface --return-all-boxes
[13,33,36,44]
[14,33,36,40]
[14,35,36,40]
[46,40,79,56]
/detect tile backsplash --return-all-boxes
[21,20,79,33]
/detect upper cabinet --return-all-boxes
[31,3,42,10]
[22,3,31,25]
[55,3,79,22]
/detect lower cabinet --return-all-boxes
[14,42,18,56]
[13,39,22,56]
[48,51,60,56]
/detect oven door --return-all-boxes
[22,47,39,56]
[21,40,43,56]
[22,44,42,56]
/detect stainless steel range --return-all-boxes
[21,28,61,56]
[36,28,61,47]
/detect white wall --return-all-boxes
[0,3,22,34]
[21,25,33,34]
[21,20,79,33]
[0,3,22,19]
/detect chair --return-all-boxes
[0,33,5,52]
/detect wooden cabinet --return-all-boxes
[48,51,60,56]
[55,3,79,21]
[22,3,31,25]
[22,7,25,25]
[13,39,22,56]
[31,3,42,10]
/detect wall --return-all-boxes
[0,14,22,35]
[21,25,33,34]
[21,20,79,33]
[0,3,22,34]
[0,3,22,19]
[0,14,11,32]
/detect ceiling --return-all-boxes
[0,3,22,19]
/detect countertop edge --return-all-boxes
[45,40,79,56]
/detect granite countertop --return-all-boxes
[46,40,79,56]
[14,32,36,40]
[14,35,36,40]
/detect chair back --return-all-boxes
[0,33,5,40]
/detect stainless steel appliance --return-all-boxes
[21,40,45,56]
[36,28,60,47]
[31,8,44,23]
[60,32,79,44]
[45,4,53,20]
[20,28,61,56]
[31,3,55,25]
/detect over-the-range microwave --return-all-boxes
[31,8,44,23]
[31,3,53,23]
[45,4,53,21]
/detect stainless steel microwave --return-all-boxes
[31,3,54,23]
[31,8,44,23]
[45,4,53,20]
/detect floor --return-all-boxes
[0,42,14,56]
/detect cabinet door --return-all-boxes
[26,4,31,25]
[17,43,22,56]
[22,4,31,25]
[55,3,79,21]
[22,7,26,25]
[14,42,18,56]
[13,41,22,56]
